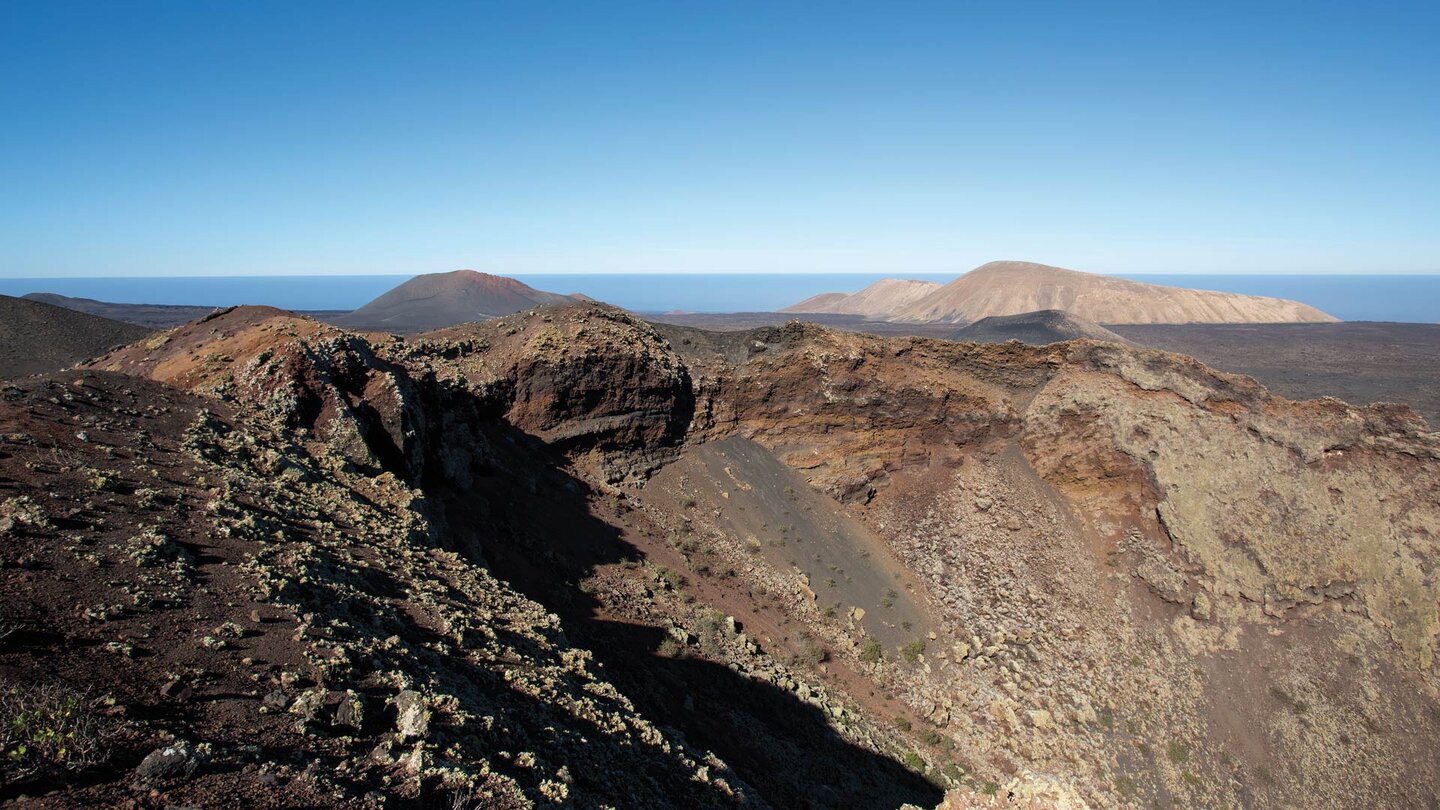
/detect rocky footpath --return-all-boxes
[0,371,756,807]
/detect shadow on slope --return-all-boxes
[422,416,942,809]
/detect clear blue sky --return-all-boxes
[3,1,1437,277]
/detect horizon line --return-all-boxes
[5,270,1440,280]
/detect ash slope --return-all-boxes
[4,300,1435,808]
[0,294,152,378]
[334,269,581,333]
[781,279,942,319]
[952,310,1133,345]
[23,292,221,330]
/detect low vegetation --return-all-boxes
[900,639,927,663]
[859,637,884,664]
[1,680,117,784]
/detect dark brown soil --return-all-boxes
[0,296,153,379]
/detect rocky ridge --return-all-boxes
[2,299,1435,808]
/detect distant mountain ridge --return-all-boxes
[784,260,1339,324]
[335,269,582,333]
[781,278,941,319]
[24,292,219,329]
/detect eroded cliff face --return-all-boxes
[661,312,1440,808]
[1027,342,1440,668]
[50,301,1440,809]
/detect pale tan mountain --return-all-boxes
[893,260,1338,324]
[781,278,942,318]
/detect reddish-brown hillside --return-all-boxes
[334,269,580,333]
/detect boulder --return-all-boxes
[393,690,430,740]
[134,741,199,782]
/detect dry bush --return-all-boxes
[1,680,118,783]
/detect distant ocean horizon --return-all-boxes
[1,273,1436,324]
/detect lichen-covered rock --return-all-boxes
[391,690,429,740]
[134,741,199,783]
[334,690,364,730]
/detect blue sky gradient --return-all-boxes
[3,1,1437,277]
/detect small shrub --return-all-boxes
[1,681,116,783]
[859,638,883,664]
[903,750,926,772]
[653,566,684,592]
[698,609,726,637]
[795,634,828,666]
[1167,740,1190,764]
[900,639,926,663]
[656,637,682,657]
[894,716,912,732]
